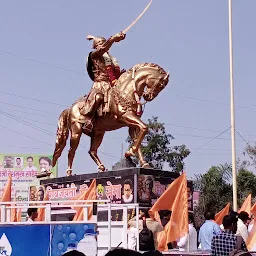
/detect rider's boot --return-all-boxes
[82,93,104,133]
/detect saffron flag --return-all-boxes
[73,179,96,221]
[0,175,12,221]
[10,206,17,222]
[150,173,188,247]
[11,192,23,222]
[215,203,230,225]
[13,208,21,222]
[0,175,12,202]
[10,196,22,222]
[251,202,256,215]
[157,230,168,251]
[37,192,49,221]
[239,194,251,215]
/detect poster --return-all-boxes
[42,175,135,204]
[96,176,134,204]
[41,175,135,222]
[0,223,96,256]
[137,174,194,211]
[0,154,58,202]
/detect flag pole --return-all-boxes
[228,0,238,211]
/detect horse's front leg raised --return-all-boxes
[121,112,148,157]
[89,131,106,172]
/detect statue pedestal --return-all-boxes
[40,168,193,220]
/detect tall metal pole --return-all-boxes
[228,0,238,211]
[121,143,124,161]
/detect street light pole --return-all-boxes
[228,0,238,211]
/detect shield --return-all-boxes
[86,52,95,81]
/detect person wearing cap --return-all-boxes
[211,215,248,256]
[81,32,126,132]
[237,211,250,242]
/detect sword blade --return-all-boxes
[122,0,153,34]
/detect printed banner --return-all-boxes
[41,175,136,222]
[0,223,97,256]
[41,175,135,204]
[0,154,58,202]
[138,174,194,211]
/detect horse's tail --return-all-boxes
[52,108,70,167]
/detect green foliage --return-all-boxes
[245,144,256,166]
[194,162,256,223]
[194,163,233,214]
[127,116,190,171]
[237,169,256,203]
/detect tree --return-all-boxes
[127,116,191,172]
[194,163,233,214]
[237,169,256,203]
[237,143,256,170]
[245,143,256,166]
[194,162,256,225]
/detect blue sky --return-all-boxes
[0,0,256,179]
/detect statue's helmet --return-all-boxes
[87,35,106,49]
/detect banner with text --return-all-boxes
[0,154,58,202]
[41,175,134,204]
[138,174,194,211]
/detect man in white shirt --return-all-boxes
[128,208,163,250]
[27,208,38,222]
[177,212,197,251]
[23,156,37,172]
[237,211,250,242]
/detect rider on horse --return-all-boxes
[81,32,126,132]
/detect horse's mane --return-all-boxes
[118,62,167,84]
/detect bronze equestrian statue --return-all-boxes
[52,31,169,173]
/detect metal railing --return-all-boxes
[0,200,140,252]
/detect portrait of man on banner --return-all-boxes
[121,179,134,203]
[14,157,23,168]
[4,156,14,169]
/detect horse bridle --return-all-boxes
[131,67,165,115]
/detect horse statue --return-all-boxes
[52,62,169,172]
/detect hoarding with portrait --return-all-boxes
[0,154,58,202]
[137,174,194,211]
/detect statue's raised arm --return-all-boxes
[86,33,125,84]
[87,32,126,58]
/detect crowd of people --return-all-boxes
[199,210,252,255]
[126,208,253,255]
[24,206,253,255]
[127,208,197,252]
